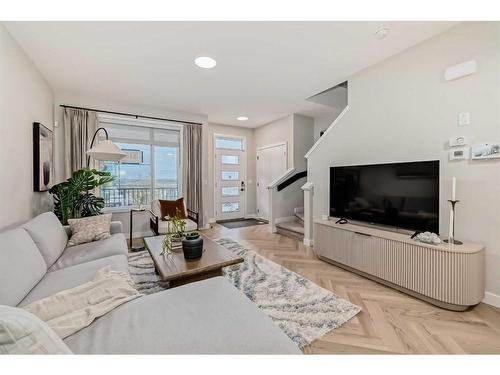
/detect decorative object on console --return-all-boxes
[182,232,204,260]
[471,143,500,160]
[444,176,462,245]
[444,199,462,245]
[414,231,442,245]
[33,122,54,192]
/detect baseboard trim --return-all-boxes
[245,213,257,219]
[483,292,500,308]
[208,217,216,224]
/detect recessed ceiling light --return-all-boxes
[194,56,217,69]
[374,27,390,40]
[237,116,249,121]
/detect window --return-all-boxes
[222,202,240,213]
[221,187,240,196]
[221,155,239,165]
[215,136,243,150]
[221,171,239,180]
[98,115,181,208]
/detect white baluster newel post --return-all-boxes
[301,182,314,246]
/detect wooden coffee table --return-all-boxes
[143,234,243,288]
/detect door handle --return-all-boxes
[241,181,246,192]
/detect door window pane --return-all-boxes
[221,171,239,180]
[215,137,243,150]
[221,155,239,165]
[222,202,240,213]
[222,187,239,196]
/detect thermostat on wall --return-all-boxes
[449,147,469,161]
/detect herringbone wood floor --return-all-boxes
[199,223,500,354]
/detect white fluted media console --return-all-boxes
[314,219,485,311]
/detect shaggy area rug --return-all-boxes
[128,238,361,348]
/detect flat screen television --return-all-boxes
[330,160,439,233]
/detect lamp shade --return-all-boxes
[86,139,127,161]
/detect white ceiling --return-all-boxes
[5,21,457,128]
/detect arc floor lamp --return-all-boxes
[86,127,126,166]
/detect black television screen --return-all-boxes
[330,160,439,233]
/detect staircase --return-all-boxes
[275,207,304,240]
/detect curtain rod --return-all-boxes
[59,104,203,126]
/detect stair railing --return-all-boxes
[267,169,309,233]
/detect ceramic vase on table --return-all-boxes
[182,232,203,260]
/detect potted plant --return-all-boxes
[49,168,113,225]
[160,209,187,255]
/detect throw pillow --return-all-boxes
[0,305,72,354]
[159,198,186,220]
[67,214,112,247]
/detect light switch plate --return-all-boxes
[449,147,469,161]
[458,112,470,126]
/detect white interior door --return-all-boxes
[256,143,287,220]
[214,135,246,221]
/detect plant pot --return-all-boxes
[171,233,184,242]
[182,232,203,260]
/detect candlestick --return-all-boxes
[444,200,462,245]
[451,177,456,201]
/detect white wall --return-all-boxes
[206,123,256,221]
[0,24,54,229]
[307,22,500,303]
[53,90,207,237]
[293,114,314,172]
[313,109,343,142]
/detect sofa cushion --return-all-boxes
[20,255,129,306]
[0,305,72,354]
[22,212,68,268]
[49,233,128,271]
[0,229,47,306]
[67,214,112,247]
[159,198,186,219]
[63,277,301,354]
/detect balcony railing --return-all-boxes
[101,187,178,207]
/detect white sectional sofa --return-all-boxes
[0,212,300,354]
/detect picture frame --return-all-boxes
[471,143,500,160]
[33,122,54,192]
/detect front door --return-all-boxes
[214,135,246,221]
